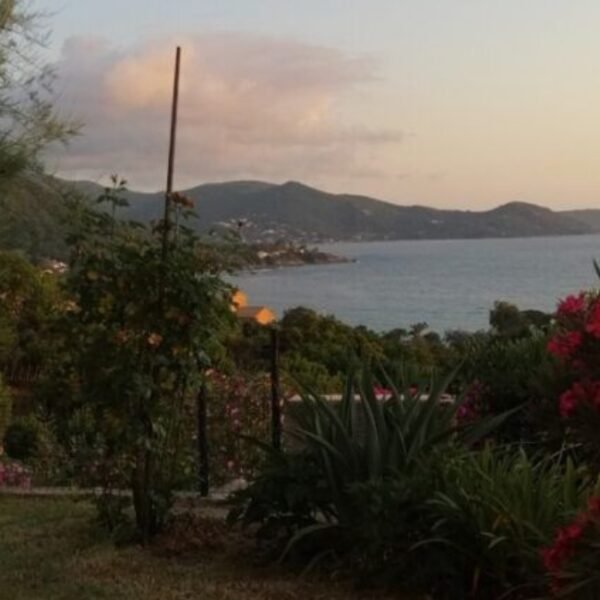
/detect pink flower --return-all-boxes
[373,386,391,399]
[557,293,587,318]
[542,521,586,573]
[547,331,583,360]
[559,390,578,418]
[585,300,600,337]
[559,380,600,418]
[559,383,587,418]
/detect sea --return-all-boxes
[231,234,600,333]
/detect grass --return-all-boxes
[0,496,404,600]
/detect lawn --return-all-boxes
[0,496,401,600]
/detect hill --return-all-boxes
[0,177,593,259]
[562,209,600,233]
[65,179,593,243]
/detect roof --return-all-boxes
[237,305,276,325]
[231,289,248,309]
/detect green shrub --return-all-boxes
[3,417,39,460]
[454,328,568,448]
[541,495,600,598]
[422,447,598,598]
[231,366,512,585]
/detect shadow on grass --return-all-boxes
[0,497,410,600]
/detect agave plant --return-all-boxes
[232,364,515,571]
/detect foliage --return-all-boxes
[450,301,556,445]
[231,366,512,581]
[541,496,600,598]
[0,375,10,438]
[12,413,72,485]
[77,179,591,242]
[546,290,600,468]
[0,1,78,257]
[279,307,377,381]
[228,306,454,394]
[3,416,39,460]
[0,0,77,183]
[232,366,597,598]
[489,300,551,338]
[0,458,31,488]
[0,177,78,260]
[426,446,598,598]
[0,250,61,369]
[205,370,271,484]
[50,181,235,541]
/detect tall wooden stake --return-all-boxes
[270,327,282,450]
[162,46,182,256]
[197,378,210,497]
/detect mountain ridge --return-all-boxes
[2,175,598,260]
[87,179,590,243]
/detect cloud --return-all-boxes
[51,33,403,190]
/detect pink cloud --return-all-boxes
[51,33,403,189]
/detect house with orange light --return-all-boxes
[231,289,276,326]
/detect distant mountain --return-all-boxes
[1,176,594,260]
[562,209,600,233]
[68,179,590,243]
[64,181,591,242]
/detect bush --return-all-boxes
[3,417,39,460]
[50,181,236,542]
[206,371,271,485]
[458,329,555,443]
[230,367,511,587]
[541,496,600,598]
[546,290,600,468]
[0,458,32,488]
[425,447,598,598]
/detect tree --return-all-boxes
[0,250,61,369]
[52,184,235,541]
[0,0,77,183]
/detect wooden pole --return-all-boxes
[162,46,182,255]
[270,327,282,450]
[197,378,210,497]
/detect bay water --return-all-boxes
[232,235,600,333]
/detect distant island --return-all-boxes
[3,174,600,260]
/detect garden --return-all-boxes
[3,181,600,598]
[3,2,600,598]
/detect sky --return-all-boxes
[38,0,600,210]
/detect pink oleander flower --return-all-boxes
[542,520,586,573]
[557,293,587,318]
[541,499,600,594]
[547,331,583,360]
[559,388,580,418]
[585,300,600,338]
[559,380,600,418]
[373,386,391,399]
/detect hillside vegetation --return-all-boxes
[0,176,594,261]
[58,179,600,242]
